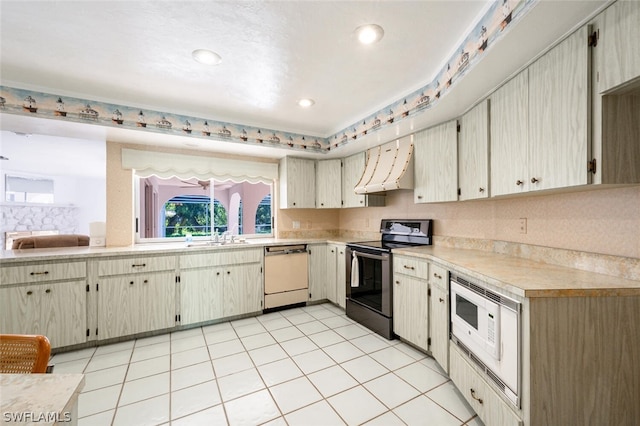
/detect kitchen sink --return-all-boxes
[187,240,251,248]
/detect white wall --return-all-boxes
[74,176,107,235]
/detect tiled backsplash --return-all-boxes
[338,186,640,259]
[280,185,640,280]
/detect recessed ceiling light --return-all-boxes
[192,49,222,65]
[356,24,384,45]
[298,98,315,108]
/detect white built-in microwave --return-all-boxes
[450,273,521,407]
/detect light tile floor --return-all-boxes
[51,303,483,426]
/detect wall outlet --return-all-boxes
[292,221,300,229]
[519,218,527,234]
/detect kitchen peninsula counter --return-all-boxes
[394,245,640,298]
[0,374,85,425]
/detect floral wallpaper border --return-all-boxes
[0,0,534,154]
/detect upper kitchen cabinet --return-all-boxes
[492,26,590,196]
[414,120,458,203]
[279,157,316,209]
[316,159,342,208]
[593,0,640,94]
[528,26,590,192]
[458,100,490,201]
[341,152,385,208]
[590,1,640,186]
[490,71,529,197]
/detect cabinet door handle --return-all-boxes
[479,187,485,193]
[26,290,33,296]
[130,281,134,285]
[403,265,415,270]
[531,177,539,183]
[359,200,363,204]
[293,202,296,206]
[516,180,523,186]
[216,272,220,276]
[470,388,483,404]
[30,271,49,276]
[45,289,51,294]
[143,279,148,284]
[417,195,423,200]
[227,271,231,275]
[395,280,400,285]
[320,203,324,206]
[433,273,442,279]
[439,297,445,303]
[132,263,146,268]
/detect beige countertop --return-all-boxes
[0,373,85,425]
[0,238,352,263]
[394,245,640,298]
[5,237,637,298]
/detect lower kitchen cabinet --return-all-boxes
[96,254,177,340]
[97,271,176,339]
[308,244,327,302]
[326,245,338,304]
[335,245,346,309]
[326,243,346,308]
[392,255,449,372]
[0,280,86,348]
[429,262,449,372]
[393,255,430,351]
[222,263,263,317]
[393,274,429,351]
[450,344,522,426]
[179,268,223,326]
[179,247,263,323]
[429,282,449,372]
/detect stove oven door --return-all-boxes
[346,246,392,317]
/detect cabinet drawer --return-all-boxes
[393,255,428,279]
[180,248,262,269]
[99,255,176,276]
[430,263,448,290]
[450,345,522,426]
[1,261,86,286]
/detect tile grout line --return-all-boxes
[70,303,473,425]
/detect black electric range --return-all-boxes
[345,219,433,339]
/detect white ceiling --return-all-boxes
[0,0,609,163]
[0,130,106,179]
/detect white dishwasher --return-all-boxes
[264,244,309,310]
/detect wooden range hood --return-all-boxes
[354,135,414,194]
